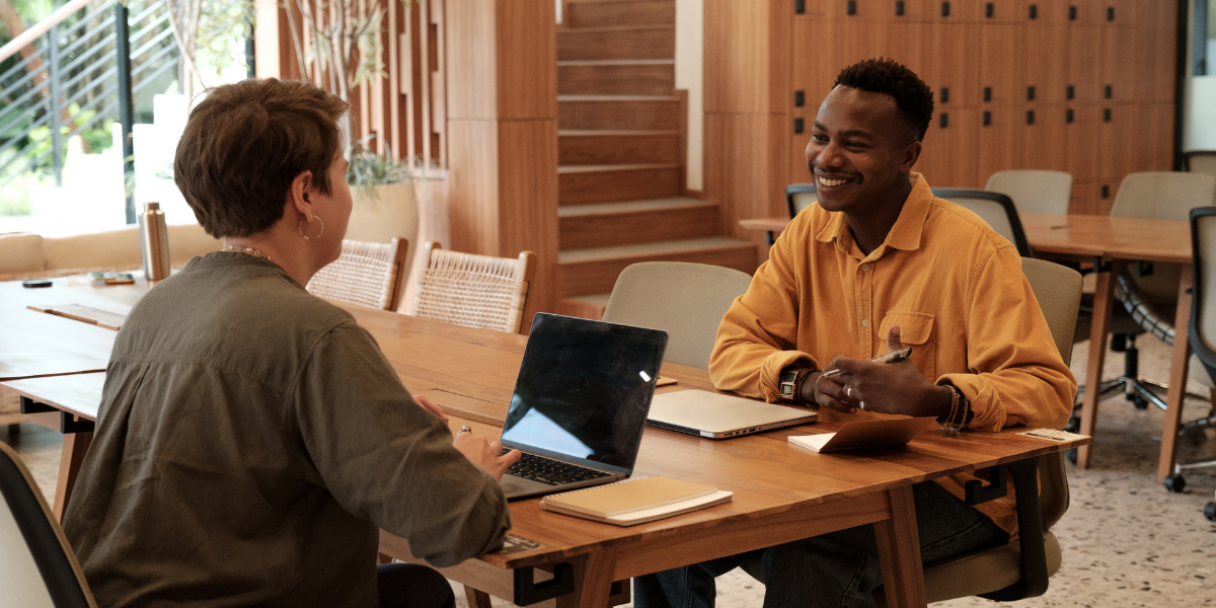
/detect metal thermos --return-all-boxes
[139,202,171,281]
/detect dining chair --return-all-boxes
[411,242,536,333]
[786,184,818,219]
[931,189,1033,257]
[0,440,98,608]
[984,170,1073,215]
[601,261,754,369]
[306,238,410,311]
[738,258,1082,604]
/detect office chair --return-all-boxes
[738,257,1082,603]
[602,261,753,369]
[931,189,1033,257]
[786,184,817,218]
[1160,208,1216,522]
[984,170,1073,215]
[0,440,99,608]
[1184,151,1216,204]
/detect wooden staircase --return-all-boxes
[556,0,755,320]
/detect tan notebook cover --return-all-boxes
[540,477,731,525]
[788,416,938,453]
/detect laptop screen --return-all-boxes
[500,313,667,474]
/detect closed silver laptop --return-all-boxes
[647,389,817,439]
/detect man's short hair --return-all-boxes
[174,79,350,238]
[833,58,934,143]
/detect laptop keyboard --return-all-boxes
[502,450,612,486]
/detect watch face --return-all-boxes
[781,384,794,397]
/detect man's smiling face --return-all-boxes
[805,85,920,214]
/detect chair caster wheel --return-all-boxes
[1132,394,1149,410]
[1066,448,1077,465]
[1164,473,1186,493]
[1205,502,1216,522]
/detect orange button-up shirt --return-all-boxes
[710,173,1076,535]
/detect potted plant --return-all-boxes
[344,139,422,310]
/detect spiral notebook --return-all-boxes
[539,476,733,526]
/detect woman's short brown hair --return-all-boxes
[174,79,350,238]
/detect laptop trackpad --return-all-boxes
[500,475,553,500]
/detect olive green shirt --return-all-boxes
[63,253,510,608]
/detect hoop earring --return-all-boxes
[298,214,324,240]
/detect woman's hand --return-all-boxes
[452,429,521,481]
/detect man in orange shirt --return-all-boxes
[634,59,1075,608]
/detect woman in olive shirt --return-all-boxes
[63,79,521,608]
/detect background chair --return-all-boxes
[306,238,409,311]
[601,261,754,369]
[737,257,1082,604]
[0,440,98,608]
[786,183,817,218]
[984,170,1073,215]
[932,188,1033,257]
[411,242,536,333]
[1184,151,1216,204]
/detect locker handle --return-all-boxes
[941,1,950,17]
[1026,110,1035,125]
[1104,108,1112,122]
[983,111,991,127]
[940,87,950,103]
[896,0,905,16]
[794,118,805,134]
[983,87,992,102]
[795,90,805,107]
[1107,6,1115,21]
[1027,86,1035,101]
[1066,85,1075,100]
[1066,109,1074,123]
[847,0,857,16]
[1101,185,1110,199]
[795,0,806,14]
[1069,5,1077,20]
[1029,4,1037,20]
[985,2,994,18]
[1105,85,1112,99]
[940,113,949,129]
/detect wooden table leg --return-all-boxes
[1078,260,1119,469]
[557,548,618,608]
[1158,264,1193,483]
[53,431,92,522]
[874,486,926,608]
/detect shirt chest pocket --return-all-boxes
[879,312,935,382]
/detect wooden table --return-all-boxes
[0,278,1089,608]
[739,213,1194,481]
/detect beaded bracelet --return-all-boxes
[938,385,969,435]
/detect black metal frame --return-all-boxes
[513,563,575,605]
[965,457,1049,601]
[0,444,94,608]
[19,397,95,434]
[931,189,1033,257]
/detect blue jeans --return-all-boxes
[633,482,1009,608]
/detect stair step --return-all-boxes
[558,26,675,61]
[566,0,674,28]
[559,61,675,96]
[559,164,681,205]
[558,237,757,297]
[559,130,680,165]
[560,198,717,250]
[558,293,612,320]
[559,96,681,131]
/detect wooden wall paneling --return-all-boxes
[932,0,982,22]
[926,22,981,107]
[1065,25,1102,103]
[791,17,840,112]
[985,0,1026,22]
[1017,104,1068,171]
[1097,103,1136,182]
[1133,101,1174,172]
[918,107,980,188]
[445,0,496,120]
[704,114,788,236]
[388,0,402,159]
[704,0,790,114]
[885,19,929,77]
[1026,0,1073,24]
[1149,0,1176,103]
[797,0,846,19]
[1098,25,1137,103]
[1068,0,1105,25]
[895,0,933,21]
[837,18,891,73]
[1063,104,1101,182]
[1018,24,1070,104]
[791,125,811,187]
[430,0,447,167]
[980,22,1019,105]
[977,105,1018,181]
[496,120,559,325]
[1070,179,1102,214]
[840,0,890,21]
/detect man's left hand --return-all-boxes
[830,326,951,418]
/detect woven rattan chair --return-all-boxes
[306,238,410,311]
[411,242,537,333]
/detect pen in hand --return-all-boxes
[820,347,913,378]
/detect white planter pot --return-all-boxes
[345,182,420,310]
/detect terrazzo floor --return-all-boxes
[5,335,1215,606]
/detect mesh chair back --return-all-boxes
[412,242,536,333]
[307,238,409,311]
[1021,258,1083,367]
[933,189,1032,257]
[1189,208,1216,388]
[786,184,818,218]
[1184,152,1216,204]
[0,442,96,608]
[602,262,753,369]
[1110,172,1216,221]
[984,170,1073,215]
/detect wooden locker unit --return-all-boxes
[977,105,1018,180]
[838,0,891,21]
[1063,104,1101,182]
[893,0,934,21]
[796,0,847,19]
[1018,24,1070,104]
[1099,25,1138,103]
[1015,104,1068,171]
[885,20,930,77]
[791,120,813,186]
[1070,179,1099,214]
[791,17,840,111]
[1065,25,1102,103]
[980,22,1019,105]
[926,22,981,106]
[1064,0,1105,26]
[979,0,1023,22]
[838,18,893,68]
[1097,103,1136,181]
[1024,0,1075,24]
[919,107,980,187]
[1133,101,1174,172]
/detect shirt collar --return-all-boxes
[814,172,934,256]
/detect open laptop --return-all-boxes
[498,313,668,500]
[647,389,818,439]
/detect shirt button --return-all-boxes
[862,319,869,327]
[861,264,870,271]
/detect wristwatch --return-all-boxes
[779,368,814,402]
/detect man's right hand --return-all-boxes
[453,430,521,481]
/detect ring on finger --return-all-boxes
[845,385,856,399]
